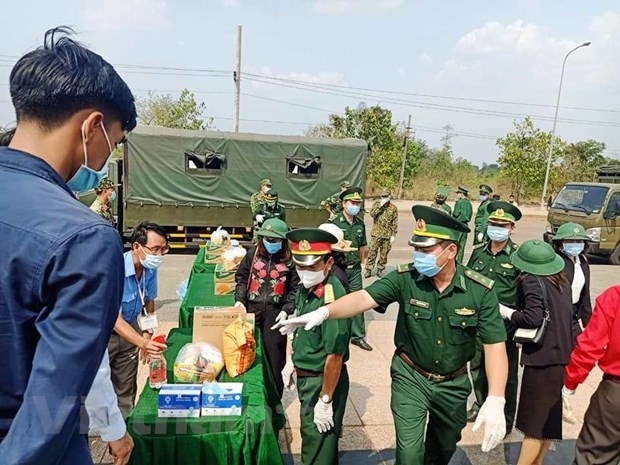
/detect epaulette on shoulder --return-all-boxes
[397,262,415,273]
[464,268,495,289]
[472,242,486,250]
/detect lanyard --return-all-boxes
[135,273,147,315]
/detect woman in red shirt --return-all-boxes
[563,286,620,465]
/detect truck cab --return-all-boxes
[544,172,620,264]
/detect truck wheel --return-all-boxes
[610,244,620,265]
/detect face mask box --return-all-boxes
[201,382,244,416]
[158,384,202,418]
[192,307,255,354]
[214,264,236,295]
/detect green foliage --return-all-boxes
[553,140,606,189]
[137,89,212,130]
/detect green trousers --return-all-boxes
[469,335,519,429]
[345,266,366,340]
[297,369,349,465]
[390,355,470,465]
[456,232,468,264]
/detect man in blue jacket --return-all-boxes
[0,26,136,465]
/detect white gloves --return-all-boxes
[313,398,334,433]
[256,214,265,223]
[281,360,296,390]
[472,396,506,452]
[499,304,515,320]
[275,311,288,324]
[272,306,330,335]
[390,236,395,244]
[234,301,245,309]
[477,232,484,242]
[562,386,575,397]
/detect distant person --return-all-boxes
[430,187,452,214]
[452,186,473,263]
[501,240,573,465]
[320,180,350,221]
[319,223,357,293]
[90,177,116,225]
[563,286,620,465]
[508,194,519,207]
[547,195,553,211]
[365,189,398,278]
[473,184,493,245]
[0,26,137,464]
[254,189,286,227]
[250,178,272,215]
[492,194,500,201]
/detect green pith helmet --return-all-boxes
[257,218,288,239]
[260,178,272,188]
[409,205,470,247]
[552,223,590,241]
[486,200,522,224]
[511,239,564,276]
[435,187,449,201]
[96,177,115,191]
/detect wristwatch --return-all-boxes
[320,393,332,404]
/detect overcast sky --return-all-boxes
[1,0,619,165]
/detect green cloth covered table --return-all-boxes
[128,328,285,465]
[179,250,235,328]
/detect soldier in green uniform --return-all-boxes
[329,187,372,351]
[365,189,398,278]
[249,178,272,215]
[430,187,452,215]
[279,228,351,465]
[466,201,522,434]
[473,184,493,245]
[254,189,286,226]
[320,180,350,221]
[277,206,509,465]
[452,186,473,263]
[90,177,116,225]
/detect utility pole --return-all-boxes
[233,25,242,133]
[397,114,412,199]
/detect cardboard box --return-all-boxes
[192,307,255,354]
[158,384,202,418]
[203,241,229,264]
[201,382,243,416]
[214,264,236,295]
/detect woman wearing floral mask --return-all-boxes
[234,218,299,397]
[551,222,592,345]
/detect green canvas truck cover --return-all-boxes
[125,126,369,208]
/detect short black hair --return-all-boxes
[130,221,168,246]
[9,26,137,131]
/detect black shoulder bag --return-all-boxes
[513,275,550,346]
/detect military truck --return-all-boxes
[544,165,620,264]
[80,126,369,249]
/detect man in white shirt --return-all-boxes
[85,351,133,464]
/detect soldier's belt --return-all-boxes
[295,368,323,378]
[395,349,467,383]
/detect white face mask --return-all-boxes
[297,269,326,289]
[139,245,164,270]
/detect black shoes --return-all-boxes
[352,339,373,351]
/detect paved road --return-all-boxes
[93,211,617,464]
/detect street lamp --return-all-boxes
[540,41,591,208]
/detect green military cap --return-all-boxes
[479,184,493,195]
[486,200,522,224]
[339,186,363,202]
[409,205,470,247]
[511,239,564,276]
[97,177,115,190]
[552,222,590,241]
[260,178,272,187]
[435,187,449,200]
[286,227,338,266]
[257,218,288,239]
[456,186,469,194]
[340,180,351,189]
[264,189,278,201]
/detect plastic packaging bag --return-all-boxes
[176,279,189,299]
[221,241,247,271]
[223,316,256,377]
[211,227,231,247]
[174,342,224,383]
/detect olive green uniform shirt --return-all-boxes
[330,213,367,267]
[366,264,506,374]
[474,200,491,232]
[293,275,351,372]
[467,240,519,308]
[452,198,473,224]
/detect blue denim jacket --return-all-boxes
[0,147,124,465]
